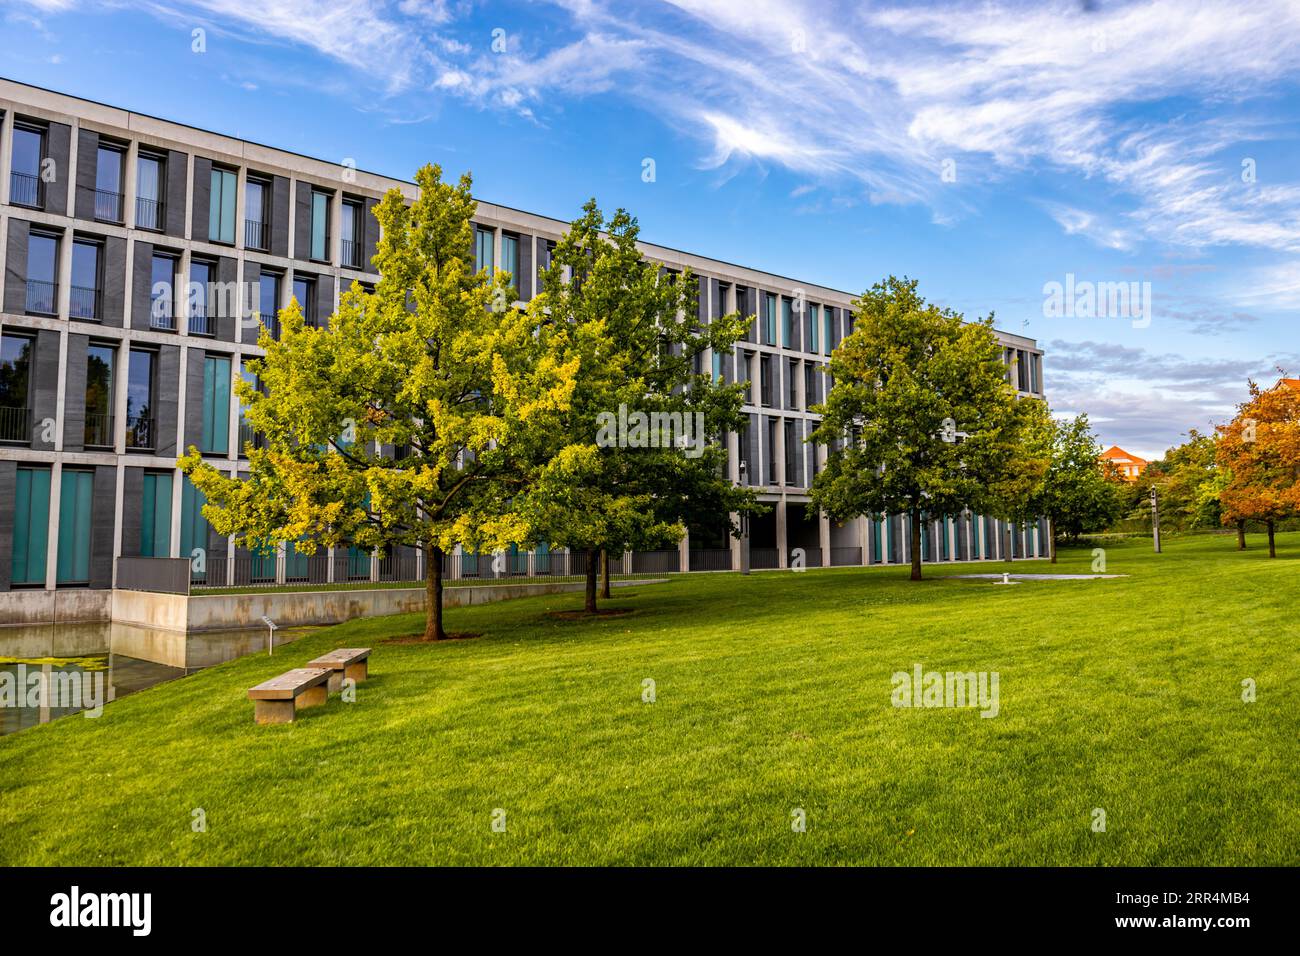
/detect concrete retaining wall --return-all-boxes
[0,589,113,627]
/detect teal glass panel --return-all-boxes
[141,472,173,558]
[808,304,819,352]
[180,478,210,568]
[311,191,328,261]
[12,467,51,585]
[202,355,231,454]
[56,470,93,584]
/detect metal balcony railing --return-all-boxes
[126,415,154,450]
[93,188,123,223]
[25,280,57,316]
[69,285,101,321]
[341,238,363,269]
[10,171,43,208]
[0,406,31,442]
[83,412,113,448]
[150,304,176,331]
[244,219,270,251]
[136,196,165,231]
[189,310,214,336]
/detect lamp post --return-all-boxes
[1150,487,1161,554]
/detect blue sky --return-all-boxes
[3,0,1298,459]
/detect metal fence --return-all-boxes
[116,557,191,595]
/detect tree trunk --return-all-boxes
[600,548,611,599]
[423,542,446,641]
[585,548,599,613]
[1237,520,1246,550]
[1267,520,1276,558]
[1048,518,1057,564]
[909,508,922,581]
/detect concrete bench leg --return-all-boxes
[344,661,368,683]
[297,685,328,710]
[326,671,343,694]
[254,700,296,725]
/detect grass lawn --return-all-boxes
[1,533,1296,866]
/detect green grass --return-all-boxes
[2,533,1296,866]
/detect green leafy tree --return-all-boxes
[809,276,1044,581]
[180,165,576,640]
[1029,412,1126,557]
[522,200,756,612]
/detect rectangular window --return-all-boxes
[763,294,777,345]
[475,228,494,273]
[189,260,213,335]
[10,124,45,207]
[711,350,723,384]
[209,167,237,244]
[259,271,281,339]
[760,355,772,407]
[57,469,93,585]
[805,363,816,408]
[180,477,209,574]
[782,298,795,349]
[95,144,125,222]
[25,232,58,315]
[70,239,101,321]
[808,303,820,352]
[501,232,518,286]
[126,349,155,449]
[784,419,799,486]
[238,360,259,456]
[292,276,315,326]
[150,252,176,330]
[716,283,731,317]
[245,178,268,250]
[767,418,779,484]
[0,334,33,442]
[136,153,165,230]
[341,199,363,267]
[310,189,330,261]
[201,354,231,455]
[823,309,833,356]
[140,472,173,558]
[12,466,51,585]
[84,344,114,448]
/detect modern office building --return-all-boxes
[0,77,1046,606]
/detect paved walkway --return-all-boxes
[950,573,1128,581]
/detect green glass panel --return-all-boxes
[202,356,231,454]
[809,304,819,352]
[57,470,93,584]
[141,472,173,558]
[12,467,51,585]
[311,192,328,261]
[180,478,209,567]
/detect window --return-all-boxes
[475,228,494,273]
[57,469,93,585]
[12,467,51,586]
[782,297,796,349]
[25,232,58,315]
[84,344,114,448]
[140,473,173,558]
[501,232,518,285]
[179,478,210,574]
[201,354,231,455]
[10,124,45,207]
[70,239,101,320]
[823,309,833,355]
[808,303,820,352]
[238,360,261,456]
[805,363,816,409]
[760,355,773,407]
[136,153,165,230]
[763,294,777,345]
[126,349,155,449]
[0,334,34,442]
[245,178,268,250]
[209,167,237,244]
[717,283,731,317]
[767,418,779,484]
[292,276,315,326]
[737,426,750,480]
[150,252,177,330]
[711,350,723,384]
[784,419,799,486]
[341,199,363,267]
[259,271,281,339]
[310,189,330,261]
[94,144,125,222]
[189,260,213,335]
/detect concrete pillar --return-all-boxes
[776,497,788,568]
[820,510,832,568]
[679,530,690,574]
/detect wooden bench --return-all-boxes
[247,668,332,724]
[306,648,372,693]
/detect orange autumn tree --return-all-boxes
[1216,378,1300,558]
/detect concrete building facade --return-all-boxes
[0,78,1047,599]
